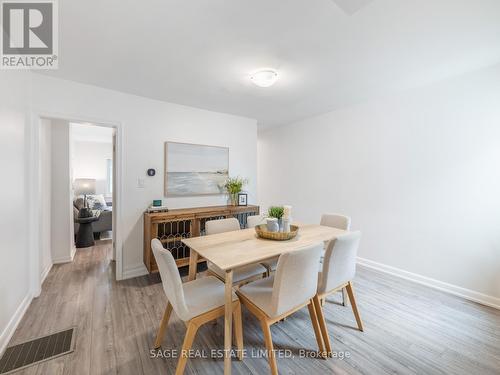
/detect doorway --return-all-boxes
[33,115,123,298]
[71,123,114,247]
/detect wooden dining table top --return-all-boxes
[182,223,346,271]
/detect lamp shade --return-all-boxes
[74,178,96,196]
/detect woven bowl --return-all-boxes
[255,224,299,241]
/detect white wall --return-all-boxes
[39,119,53,278]
[50,119,76,263]
[30,73,258,278]
[259,64,500,305]
[0,71,32,354]
[0,71,257,353]
[72,139,113,196]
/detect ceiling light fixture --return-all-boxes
[250,69,278,88]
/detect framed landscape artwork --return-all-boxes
[164,142,229,196]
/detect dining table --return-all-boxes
[182,223,346,374]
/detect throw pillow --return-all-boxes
[86,194,107,210]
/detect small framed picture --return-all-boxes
[238,193,248,206]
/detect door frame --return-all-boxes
[28,111,124,297]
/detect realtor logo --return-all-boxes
[1,0,58,69]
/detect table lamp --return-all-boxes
[74,178,96,217]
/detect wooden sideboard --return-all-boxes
[143,205,260,273]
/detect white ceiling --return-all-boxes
[41,0,500,128]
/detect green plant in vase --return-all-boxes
[224,176,248,206]
[268,206,284,220]
[268,206,285,231]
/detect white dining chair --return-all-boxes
[236,243,325,375]
[206,218,268,285]
[247,215,279,274]
[246,214,266,228]
[320,213,351,305]
[313,231,363,357]
[320,213,351,231]
[151,239,244,375]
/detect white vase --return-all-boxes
[266,218,279,232]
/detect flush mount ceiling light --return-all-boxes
[250,69,278,88]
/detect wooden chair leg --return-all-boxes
[346,281,364,332]
[175,321,199,375]
[260,319,278,375]
[261,264,271,277]
[341,288,347,306]
[323,289,347,306]
[154,302,173,349]
[233,301,244,360]
[313,295,332,356]
[307,300,326,357]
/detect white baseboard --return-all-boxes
[52,247,76,264]
[123,263,149,279]
[357,257,500,310]
[52,256,72,264]
[40,263,52,285]
[0,293,32,356]
[1,261,55,355]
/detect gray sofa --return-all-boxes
[73,197,112,237]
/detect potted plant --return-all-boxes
[224,176,248,206]
[267,206,284,231]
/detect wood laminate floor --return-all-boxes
[6,241,500,375]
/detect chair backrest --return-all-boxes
[318,231,361,294]
[205,217,241,235]
[270,243,323,317]
[151,239,190,321]
[320,213,351,231]
[246,215,265,228]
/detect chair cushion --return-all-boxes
[208,262,267,284]
[91,209,112,233]
[238,276,275,317]
[182,276,238,321]
[86,194,107,210]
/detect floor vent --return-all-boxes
[0,328,75,374]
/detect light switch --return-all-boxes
[137,177,145,188]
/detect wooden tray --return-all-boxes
[255,224,299,241]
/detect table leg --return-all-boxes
[224,270,233,375]
[75,222,95,248]
[188,249,199,281]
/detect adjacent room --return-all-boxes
[71,123,114,244]
[0,1,499,375]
